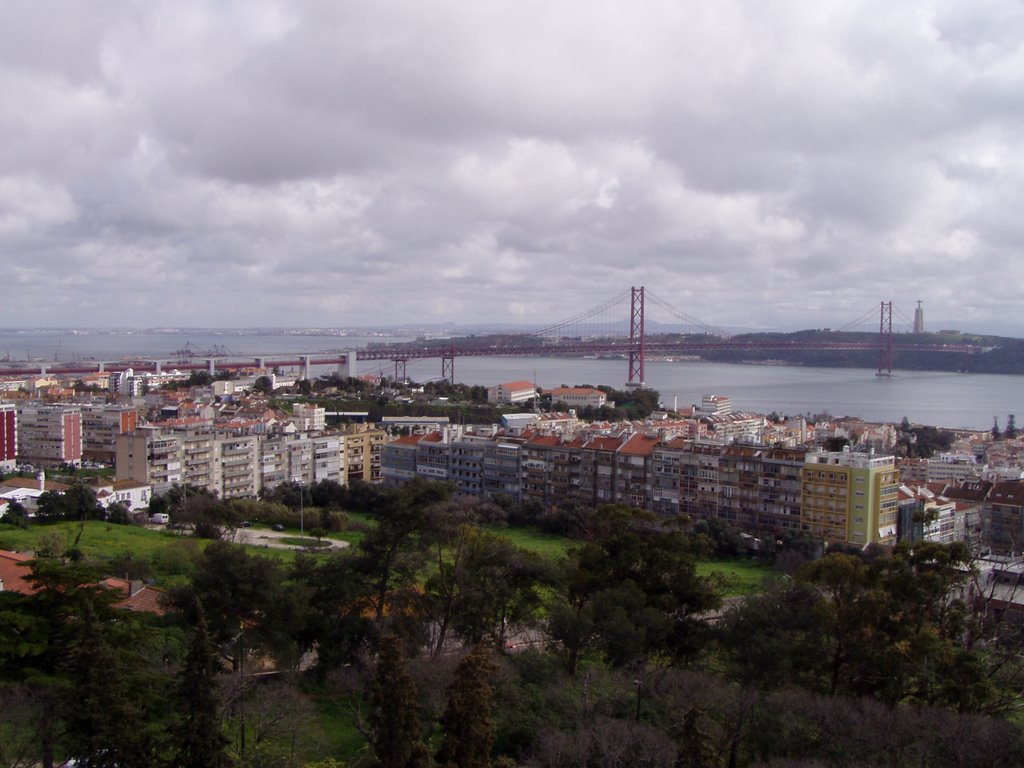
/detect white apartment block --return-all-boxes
[926,453,981,484]
[117,425,346,500]
[699,394,732,416]
[292,403,326,432]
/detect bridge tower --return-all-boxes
[627,286,646,387]
[442,347,456,383]
[877,301,893,377]
[393,357,408,382]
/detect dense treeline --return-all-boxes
[3,479,1024,766]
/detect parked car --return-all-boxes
[272,523,285,532]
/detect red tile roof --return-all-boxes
[99,578,168,616]
[0,550,37,595]
[497,380,536,391]
[392,434,425,446]
[619,433,660,457]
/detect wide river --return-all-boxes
[1,331,1019,431]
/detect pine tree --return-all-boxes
[369,634,427,768]
[436,643,498,768]
[61,597,157,768]
[172,602,231,768]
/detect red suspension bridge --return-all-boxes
[0,288,977,383]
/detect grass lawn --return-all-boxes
[698,558,772,597]
[0,521,343,584]
[0,520,203,562]
[278,536,333,549]
[485,524,573,559]
[311,694,368,760]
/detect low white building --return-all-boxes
[548,387,607,409]
[487,380,537,405]
[93,479,153,512]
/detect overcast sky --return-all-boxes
[2,1,1023,333]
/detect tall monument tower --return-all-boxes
[913,300,925,333]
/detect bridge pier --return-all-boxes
[300,355,312,381]
[97,362,105,373]
[155,360,162,374]
[256,357,266,370]
[337,350,357,379]
[206,358,216,376]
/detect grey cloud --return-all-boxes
[1,1,1024,332]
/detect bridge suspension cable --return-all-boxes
[530,289,632,337]
[837,305,880,332]
[644,290,729,337]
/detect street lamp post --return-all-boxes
[293,476,305,536]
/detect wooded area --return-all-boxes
[3,478,1024,767]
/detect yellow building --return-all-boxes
[800,450,900,546]
[342,423,388,485]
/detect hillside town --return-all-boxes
[2,366,1023,557]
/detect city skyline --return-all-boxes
[3,2,1024,333]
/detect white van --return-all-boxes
[149,513,170,525]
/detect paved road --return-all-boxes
[233,527,350,551]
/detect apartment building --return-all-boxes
[983,479,1024,555]
[382,435,422,486]
[81,404,139,464]
[800,451,900,546]
[342,423,387,485]
[117,425,346,500]
[926,453,981,484]
[717,444,806,536]
[381,426,914,548]
[521,434,584,507]
[615,432,660,509]
[0,403,15,472]
[416,432,451,481]
[16,403,82,469]
[702,412,766,445]
[449,434,487,496]
[897,485,960,545]
[481,439,522,499]
[578,435,623,507]
[674,440,722,521]
[291,403,326,432]
[697,394,732,416]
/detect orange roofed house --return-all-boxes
[0,549,166,615]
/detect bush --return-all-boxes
[225,498,348,532]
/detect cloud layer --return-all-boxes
[2,1,1023,332]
